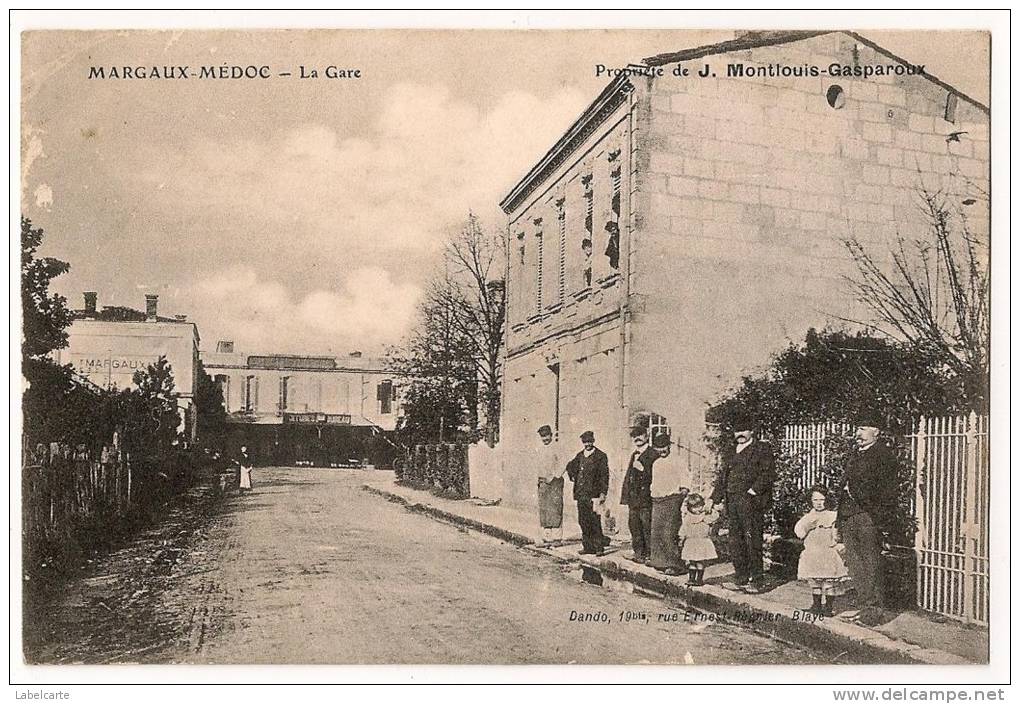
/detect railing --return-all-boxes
[779,413,989,625]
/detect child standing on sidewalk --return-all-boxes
[679,493,719,586]
[794,484,848,616]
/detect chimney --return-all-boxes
[145,294,158,322]
[349,351,362,358]
[216,340,235,353]
[83,292,97,315]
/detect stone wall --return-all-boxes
[627,32,989,453]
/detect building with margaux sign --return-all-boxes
[54,292,200,441]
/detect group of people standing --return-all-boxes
[533,409,898,627]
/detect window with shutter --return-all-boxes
[279,376,290,413]
[556,197,566,303]
[607,149,623,271]
[582,173,594,288]
[534,217,544,313]
[378,379,393,415]
[214,374,230,411]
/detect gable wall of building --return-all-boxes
[626,32,989,465]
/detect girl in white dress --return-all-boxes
[679,493,719,586]
[794,484,848,616]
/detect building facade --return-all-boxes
[497,31,989,512]
[199,342,401,466]
[54,292,201,441]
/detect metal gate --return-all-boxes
[913,413,989,624]
[781,413,989,624]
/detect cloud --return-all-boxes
[188,265,421,355]
[36,78,592,354]
[121,81,590,261]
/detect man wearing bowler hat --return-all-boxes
[566,430,610,555]
[710,411,776,593]
[837,412,898,626]
[620,426,656,563]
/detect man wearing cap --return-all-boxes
[565,430,610,555]
[535,424,565,546]
[710,412,776,593]
[647,434,691,575]
[620,427,657,563]
[837,413,898,627]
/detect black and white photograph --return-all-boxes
[10,9,1009,692]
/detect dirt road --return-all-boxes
[24,468,816,665]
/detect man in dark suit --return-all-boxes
[620,426,656,563]
[837,413,898,627]
[566,430,610,555]
[710,412,776,593]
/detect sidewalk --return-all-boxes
[361,472,987,665]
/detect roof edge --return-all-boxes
[643,29,830,66]
[842,31,988,114]
[499,29,988,216]
[499,73,634,215]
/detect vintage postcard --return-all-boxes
[13,11,1007,689]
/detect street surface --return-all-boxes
[24,468,816,665]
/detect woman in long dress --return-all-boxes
[238,445,253,493]
[648,434,691,576]
[536,425,564,546]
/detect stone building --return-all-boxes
[495,31,989,513]
[199,342,401,466]
[54,292,201,441]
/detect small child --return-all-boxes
[679,493,719,586]
[794,484,848,616]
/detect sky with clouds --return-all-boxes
[20,28,989,357]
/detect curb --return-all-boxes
[362,485,535,547]
[361,484,969,665]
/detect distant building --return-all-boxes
[54,292,200,441]
[199,341,401,466]
[495,31,989,512]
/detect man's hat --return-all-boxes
[537,424,553,436]
[651,434,672,449]
[580,430,595,443]
[854,411,885,429]
[629,426,648,439]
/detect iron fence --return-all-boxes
[779,413,989,624]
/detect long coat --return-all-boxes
[709,440,776,507]
[620,446,656,508]
[566,448,610,501]
[837,442,898,532]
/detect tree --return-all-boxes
[21,217,72,364]
[706,327,954,543]
[842,184,989,411]
[432,214,506,444]
[390,214,506,445]
[706,327,968,443]
[21,216,81,447]
[195,367,227,441]
[389,282,479,444]
[120,356,181,456]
